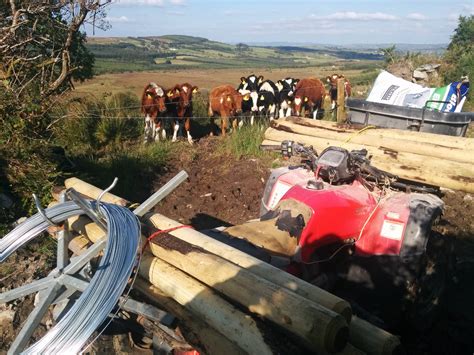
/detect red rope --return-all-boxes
[142,225,193,253]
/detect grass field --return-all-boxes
[75,65,380,100]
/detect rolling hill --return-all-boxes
[86,35,383,74]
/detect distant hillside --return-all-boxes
[248,42,447,53]
[86,35,382,74]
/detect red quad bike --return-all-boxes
[220,141,451,331]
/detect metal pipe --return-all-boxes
[133,170,188,217]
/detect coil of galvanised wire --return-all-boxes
[0,200,84,262]
[24,202,140,354]
[0,201,140,354]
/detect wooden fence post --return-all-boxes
[336,78,346,123]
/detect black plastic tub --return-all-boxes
[346,98,473,137]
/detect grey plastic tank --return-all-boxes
[346,98,473,137]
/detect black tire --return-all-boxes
[405,232,453,331]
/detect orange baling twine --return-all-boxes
[142,225,194,254]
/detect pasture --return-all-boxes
[75,66,378,99]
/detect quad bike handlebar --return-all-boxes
[278,140,440,195]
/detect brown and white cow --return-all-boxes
[141,82,167,143]
[326,73,352,111]
[293,78,326,119]
[166,83,198,144]
[208,84,243,136]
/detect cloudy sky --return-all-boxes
[86,0,474,44]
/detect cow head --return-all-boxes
[277,78,297,99]
[232,93,243,115]
[326,74,345,89]
[293,95,309,116]
[238,89,258,112]
[284,77,298,88]
[237,75,262,112]
[178,83,198,108]
[238,77,248,91]
[142,83,166,114]
[167,86,181,101]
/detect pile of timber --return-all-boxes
[263,117,474,193]
[48,177,403,355]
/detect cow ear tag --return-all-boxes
[226,96,232,102]
[192,88,198,93]
[175,89,180,94]
[304,97,309,102]
[167,91,172,97]
[243,95,249,101]
[260,95,264,100]
[147,94,152,99]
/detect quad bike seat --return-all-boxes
[223,198,312,258]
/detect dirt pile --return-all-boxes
[152,138,272,230]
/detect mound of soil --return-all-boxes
[151,138,272,230]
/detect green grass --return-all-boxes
[220,123,270,158]
[70,143,173,203]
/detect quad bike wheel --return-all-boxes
[404,232,453,331]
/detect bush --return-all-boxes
[54,92,141,155]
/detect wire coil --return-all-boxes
[0,201,140,354]
[0,201,83,262]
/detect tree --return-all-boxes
[0,1,111,218]
[0,1,109,101]
[443,15,474,109]
[236,42,250,55]
[447,15,474,50]
[380,45,397,65]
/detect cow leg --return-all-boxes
[178,120,185,138]
[172,120,179,142]
[185,117,193,144]
[279,107,285,119]
[250,114,255,126]
[161,124,167,140]
[269,104,276,121]
[313,108,318,120]
[331,101,336,111]
[221,116,227,137]
[238,118,244,128]
[144,114,152,144]
[232,117,238,131]
[154,122,161,142]
[285,108,292,117]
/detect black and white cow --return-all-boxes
[237,74,263,125]
[257,80,279,121]
[275,77,299,118]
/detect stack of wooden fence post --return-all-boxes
[47,177,404,355]
[263,117,474,193]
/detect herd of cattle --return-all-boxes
[141,73,351,143]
